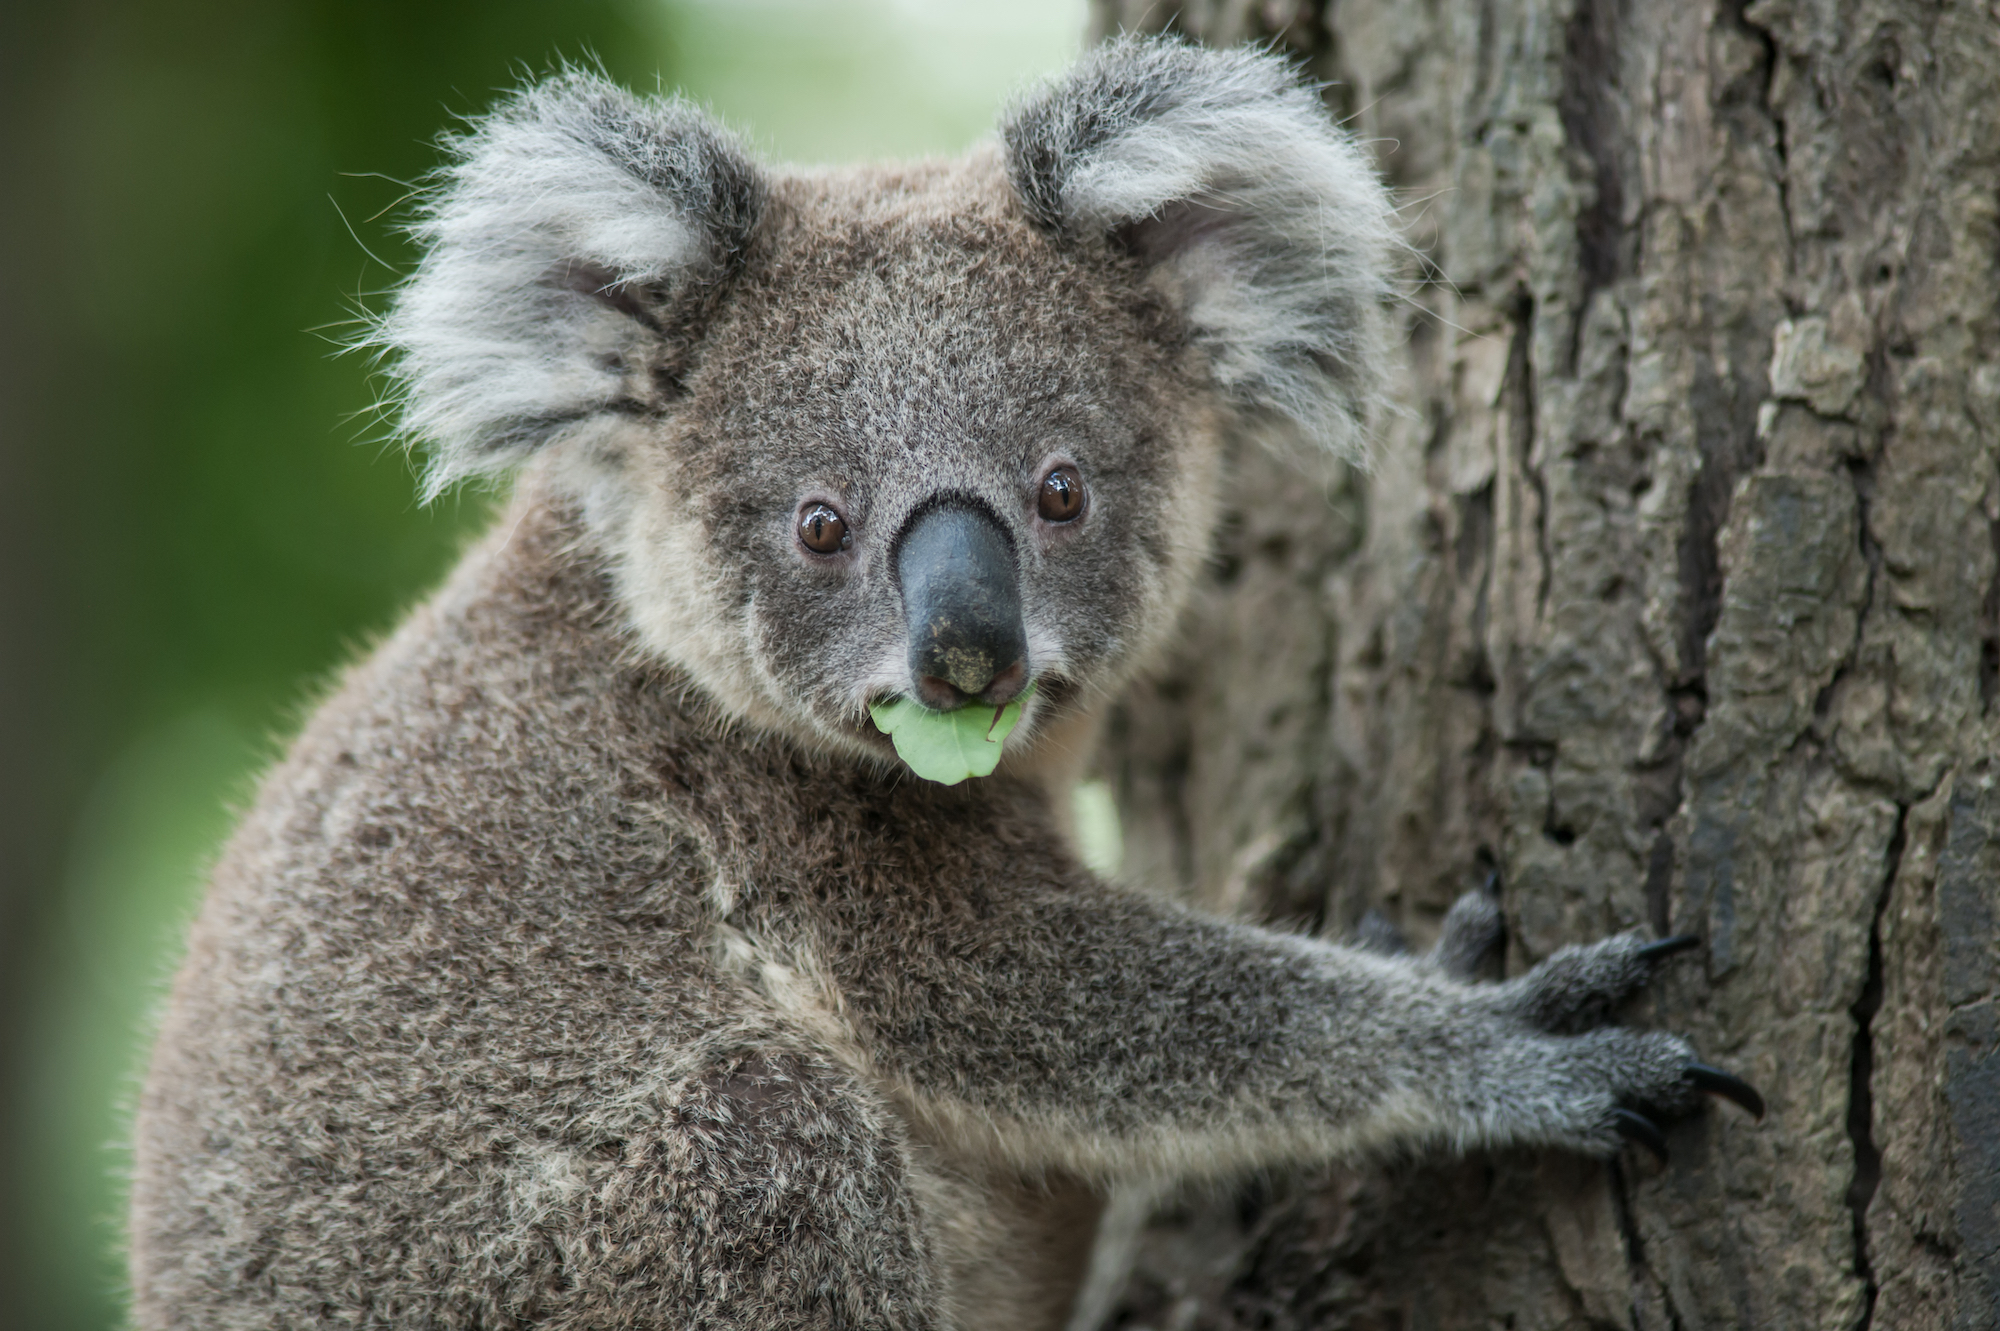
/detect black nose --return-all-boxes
[895,502,1029,709]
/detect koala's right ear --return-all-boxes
[378,74,764,498]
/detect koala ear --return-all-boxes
[1001,38,1398,463]
[379,73,765,498]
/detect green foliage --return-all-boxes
[871,684,1035,785]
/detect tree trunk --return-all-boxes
[1081,1,2000,1327]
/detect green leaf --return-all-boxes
[869,682,1036,785]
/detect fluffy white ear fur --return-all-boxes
[377,74,764,499]
[1002,38,1399,463]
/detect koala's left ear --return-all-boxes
[1002,38,1398,462]
[379,73,764,497]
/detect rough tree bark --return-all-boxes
[1081,1,2000,1328]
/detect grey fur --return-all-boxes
[382,72,765,498]
[1002,36,1398,464]
[132,40,1741,1331]
[1352,907,1410,958]
[1495,931,1686,1035]
[1422,886,1506,979]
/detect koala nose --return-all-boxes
[895,502,1030,709]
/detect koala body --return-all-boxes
[129,40,1755,1331]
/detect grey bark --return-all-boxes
[1083,1,2000,1327]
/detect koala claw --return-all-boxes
[1611,1107,1670,1163]
[1684,1061,1766,1120]
[1633,934,1703,964]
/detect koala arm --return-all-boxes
[764,864,1734,1181]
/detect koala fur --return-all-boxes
[129,38,1754,1331]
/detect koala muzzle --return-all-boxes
[895,502,1030,710]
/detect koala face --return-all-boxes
[380,42,1397,770]
[609,161,1223,762]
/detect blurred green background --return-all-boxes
[0,2,1081,1324]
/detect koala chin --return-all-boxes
[128,36,1762,1331]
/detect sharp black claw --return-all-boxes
[1612,1108,1669,1163]
[1634,935,1702,964]
[1685,1062,1766,1120]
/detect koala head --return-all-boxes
[380,38,1396,771]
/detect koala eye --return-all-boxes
[1037,465,1085,524]
[797,503,851,554]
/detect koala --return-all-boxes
[128,37,1762,1331]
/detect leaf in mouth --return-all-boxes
[868,682,1037,785]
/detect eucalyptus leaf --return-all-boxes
[869,683,1036,785]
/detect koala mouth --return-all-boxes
[856,673,1071,740]
[859,674,1070,784]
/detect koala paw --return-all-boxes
[1491,934,1766,1162]
[1413,893,1764,1161]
